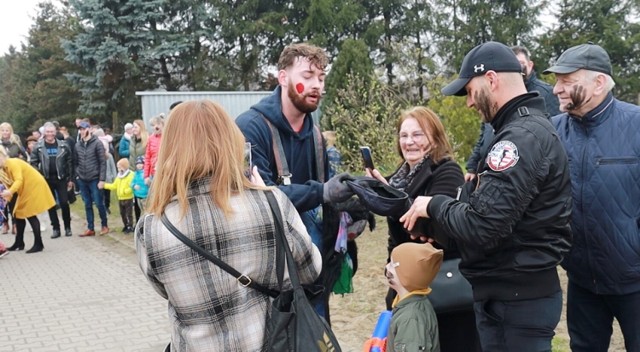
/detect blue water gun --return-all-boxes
[362,310,392,352]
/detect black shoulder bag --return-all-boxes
[160,190,341,352]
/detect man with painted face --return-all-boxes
[399,41,573,352]
[236,43,354,319]
[544,43,640,352]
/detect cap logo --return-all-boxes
[474,64,485,73]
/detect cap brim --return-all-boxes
[543,65,580,75]
[441,77,472,96]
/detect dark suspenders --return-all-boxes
[261,116,325,185]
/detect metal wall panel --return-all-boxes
[135,91,272,127]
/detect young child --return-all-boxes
[385,242,443,352]
[103,158,135,233]
[131,156,149,222]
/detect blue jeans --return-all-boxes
[76,179,108,230]
[474,291,562,352]
[567,280,640,352]
[300,206,323,253]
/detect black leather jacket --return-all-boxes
[30,139,74,181]
[428,93,572,301]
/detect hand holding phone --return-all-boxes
[360,146,375,170]
[243,142,253,178]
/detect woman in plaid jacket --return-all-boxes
[136,100,322,352]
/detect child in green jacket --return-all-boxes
[386,242,443,352]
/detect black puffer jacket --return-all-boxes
[428,93,572,301]
[74,135,106,182]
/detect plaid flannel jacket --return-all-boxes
[136,179,322,351]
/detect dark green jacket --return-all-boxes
[388,294,440,352]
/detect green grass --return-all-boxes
[552,335,569,352]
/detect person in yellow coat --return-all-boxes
[104,158,135,233]
[0,147,56,253]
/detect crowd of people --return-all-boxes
[0,39,637,352]
[0,115,155,256]
[137,41,639,352]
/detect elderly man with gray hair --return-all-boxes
[545,42,640,352]
[30,121,75,238]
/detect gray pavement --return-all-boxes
[0,212,170,352]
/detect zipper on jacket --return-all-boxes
[595,157,639,165]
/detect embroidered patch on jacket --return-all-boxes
[486,140,520,172]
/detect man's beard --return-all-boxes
[287,82,321,113]
[474,86,498,123]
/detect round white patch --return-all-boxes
[486,140,520,172]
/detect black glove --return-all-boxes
[323,172,354,204]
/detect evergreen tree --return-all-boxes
[27,2,82,129]
[323,38,375,130]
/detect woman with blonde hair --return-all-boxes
[367,106,480,352]
[143,114,164,185]
[128,119,148,169]
[0,147,56,253]
[0,122,28,160]
[128,119,148,220]
[0,122,28,234]
[136,100,321,351]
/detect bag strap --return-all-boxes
[260,114,326,185]
[160,214,278,298]
[264,190,303,290]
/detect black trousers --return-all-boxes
[119,199,134,228]
[46,178,72,230]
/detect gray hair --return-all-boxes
[43,122,56,131]
[584,70,615,92]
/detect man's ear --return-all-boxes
[486,71,499,91]
[278,70,288,87]
[593,74,608,96]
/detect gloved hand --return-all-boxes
[323,172,354,204]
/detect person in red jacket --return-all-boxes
[144,114,164,186]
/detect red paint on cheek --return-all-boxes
[295,83,304,94]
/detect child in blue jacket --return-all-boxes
[131,156,149,223]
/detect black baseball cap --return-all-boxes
[442,41,523,96]
[543,43,612,76]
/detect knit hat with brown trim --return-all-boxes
[391,242,443,292]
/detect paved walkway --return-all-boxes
[0,213,170,352]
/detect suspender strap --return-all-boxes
[262,117,292,185]
[160,214,279,298]
[261,115,326,185]
[312,124,325,183]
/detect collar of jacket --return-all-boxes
[490,92,545,132]
[569,92,614,126]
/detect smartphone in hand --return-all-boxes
[243,142,253,178]
[360,146,375,170]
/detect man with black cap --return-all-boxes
[545,43,640,352]
[400,41,573,351]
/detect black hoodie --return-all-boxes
[236,86,327,212]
